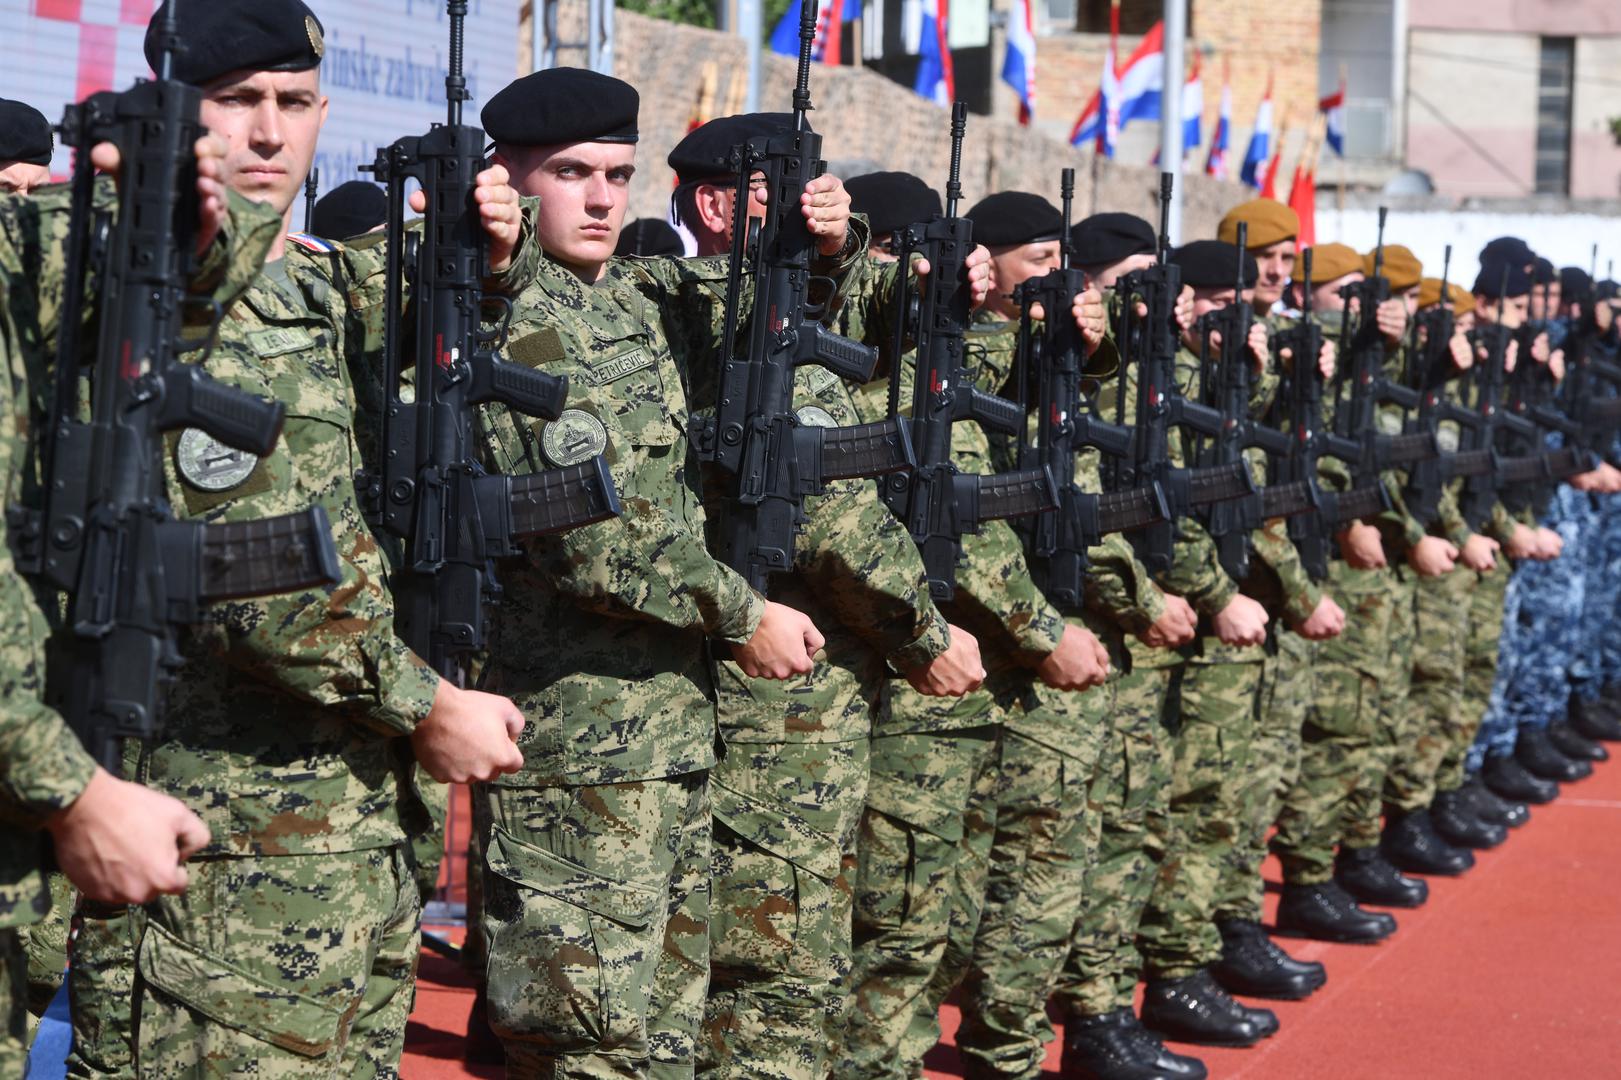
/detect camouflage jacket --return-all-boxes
[473,252,778,786]
[0,182,282,902]
[839,270,1067,733]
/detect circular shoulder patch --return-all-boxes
[176,428,259,492]
[795,404,837,428]
[1376,409,1404,435]
[1436,424,1461,454]
[540,408,609,467]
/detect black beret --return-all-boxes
[146,0,324,87]
[615,218,684,258]
[1473,258,1532,299]
[1598,280,1620,302]
[1071,212,1155,267]
[1172,240,1257,289]
[483,69,638,147]
[966,192,1063,247]
[1479,236,1534,269]
[0,99,52,166]
[846,171,941,238]
[1559,266,1593,302]
[667,113,794,183]
[309,180,386,240]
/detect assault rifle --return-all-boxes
[700,1,914,591]
[7,1,341,770]
[1191,224,1294,581]
[1011,169,1164,611]
[1331,208,1435,487]
[359,0,620,680]
[1266,249,1366,579]
[1455,272,1540,529]
[880,104,1053,601]
[1400,245,1485,526]
[1112,173,1255,574]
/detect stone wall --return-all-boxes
[518,3,1251,239]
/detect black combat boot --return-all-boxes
[1461,775,1529,829]
[1570,694,1621,742]
[1430,789,1508,850]
[1275,881,1396,944]
[1482,752,1559,804]
[1213,919,1326,1001]
[1381,808,1475,876]
[1335,844,1429,907]
[1516,726,1591,781]
[1549,720,1608,762]
[1141,969,1279,1047]
[1061,1008,1208,1080]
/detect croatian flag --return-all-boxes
[1239,77,1274,188]
[1319,77,1346,156]
[770,0,862,65]
[1204,72,1231,179]
[913,0,955,106]
[1070,14,1165,153]
[1181,52,1203,153]
[1001,0,1036,124]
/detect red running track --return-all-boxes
[404,755,1621,1078]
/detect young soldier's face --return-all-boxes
[986,239,1061,315]
[1528,282,1562,321]
[200,68,327,220]
[1477,294,1529,328]
[501,141,636,279]
[1251,239,1296,307]
[1191,285,1237,320]
[1300,270,1361,314]
[0,160,51,196]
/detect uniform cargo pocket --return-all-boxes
[137,919,354,1058]
[482,825,663,1054]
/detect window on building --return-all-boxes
[1535,37,1574,195]
[1074,0,1167,35]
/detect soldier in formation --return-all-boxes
[3,4,1621,1080]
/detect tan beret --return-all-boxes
[1217,198,1300,249]
[1300,243,1363,286]
[1418,277,1474,316]
[1363,244,1422,292]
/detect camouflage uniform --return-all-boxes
[472,247,829,1078]
[691,284,952,1074]
[1137,341,1321,983]
[835,304,1068,1079]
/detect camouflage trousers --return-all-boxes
[1491,488,1594,738]
[1215,629,1314,924]
[1386,566,1475,811]
[1139,655,1265,980]
[839,724,1001,1079]
[1465,561,1518,771]
[65,901,137,1079]
[70,846,420,1079]
[481,774,710,1080]
[1273,563,1391,883]
[954,683,1112,1079]
[1,929,23,1076]
[699,737,869,1080]
[1342,566,1419,852]
[1052,665,1176,1017]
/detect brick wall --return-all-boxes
[516,3,1253,239]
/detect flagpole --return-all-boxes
[1160,0,1186,243]
[741,0,761,111]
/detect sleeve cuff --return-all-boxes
[364,650,442,737]
[709,586,768,648]
[1193,578,1240,620]
[0,709,98,826]
[887,611,952,672]
[1014,604,1066,663]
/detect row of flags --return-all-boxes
[766,1,1351,195]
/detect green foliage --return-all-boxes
[620,0,717,30]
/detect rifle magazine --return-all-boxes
[508,456,622,538]
[1184,462,1256,508]
[194,507,342,605]
[974,466,1060,523]
[817,419,916,482]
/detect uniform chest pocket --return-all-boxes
[584,339,683,448]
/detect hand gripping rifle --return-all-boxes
[6,2,341,770]
[359,0,620,680]
[700,2,914,591]
[1400,245,1486,526]
[1011,169,1164,611]
[1265,249,1366,580]
[877,105,1054,601]
[1454,275,1540,530]
[1331,208,1435,486]
[1191,223,1294,581]
[1112,174,1255,574]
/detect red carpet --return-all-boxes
[404,757,1621,1078]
